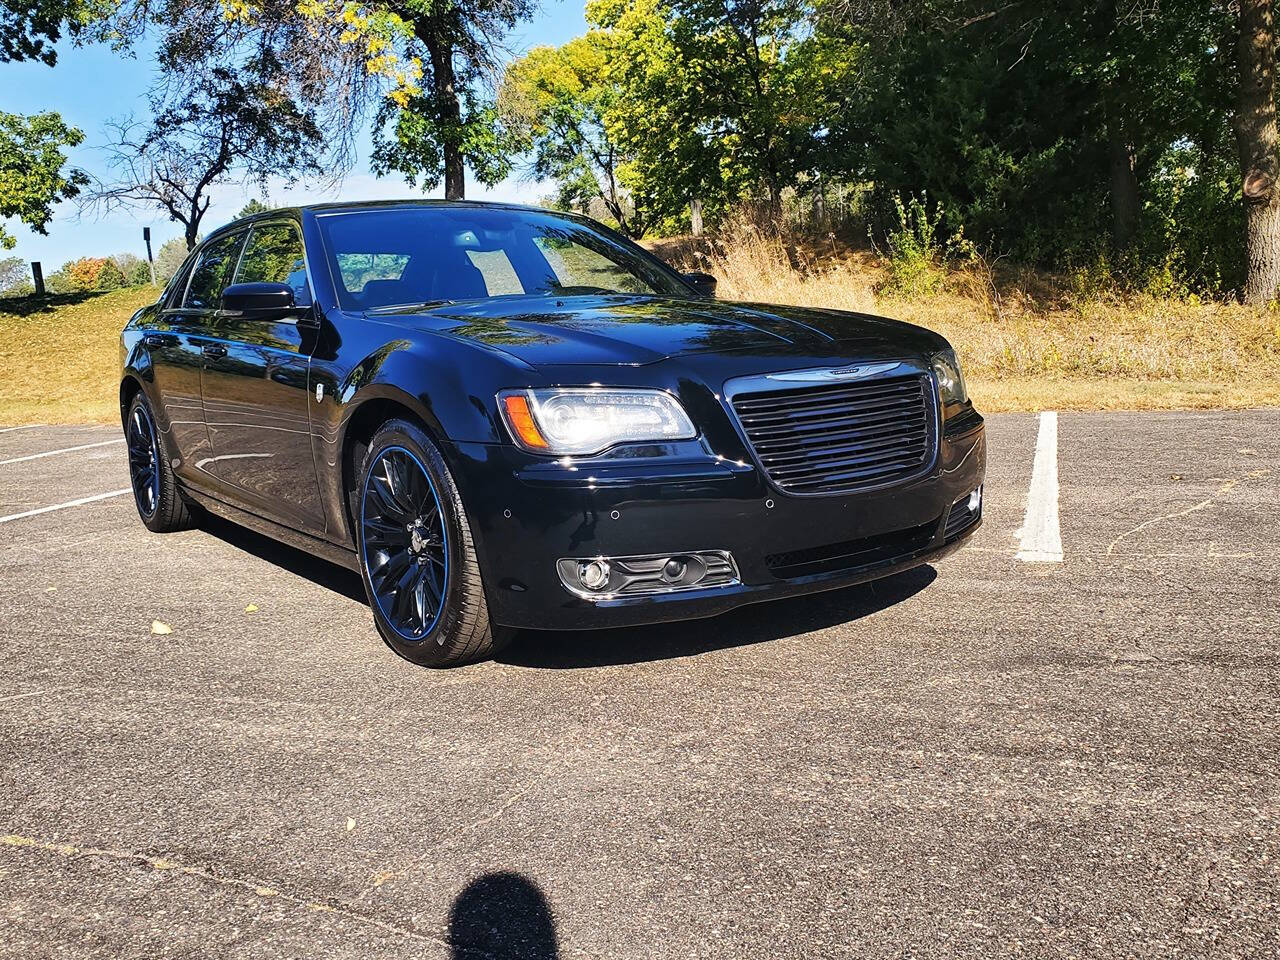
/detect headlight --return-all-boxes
[931,349,968,405]
[498,388,697,455]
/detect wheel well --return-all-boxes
[340,398,432,532]
[120,377,143,426]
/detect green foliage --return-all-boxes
[236,198,272,219]
[154,235,190,283]
[0,0,102,65]
[0,255,33,297]
[46,255,125,292]
[878,193,973,298]
[0,111,88,249]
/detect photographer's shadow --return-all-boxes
[498,565,937,669]
[449,871,559,960]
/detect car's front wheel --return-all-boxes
[356,419,511,667]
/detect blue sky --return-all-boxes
[3,2,588,269]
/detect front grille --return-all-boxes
[731,373,935,495]
[764,519,938,579]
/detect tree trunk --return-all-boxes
[1236,0,1280,304]
[424,30,465,201]
[1108,134,1139,252]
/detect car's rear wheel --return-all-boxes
[356,419,511,667]
[125,392,193,533]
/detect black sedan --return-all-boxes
[120,201,986,667]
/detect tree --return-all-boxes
[236,198,271,219]
[87,61,322,250]
[1235,0,1280,303]
[363,0,537,199]
[0,255,31,296]
[0,111,88,249]
[501,32,649,237]
[154,235,189,283]
[0,0,94,65]
[587,0,856,227]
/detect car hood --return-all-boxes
[375,294,945,367]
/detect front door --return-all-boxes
[154,232,245,488]
[199,219,326,534]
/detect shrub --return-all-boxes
[155,236,192,284]
[44,256,126,293]
[877,192,974,298]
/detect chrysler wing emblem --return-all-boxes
[764,361,904,383]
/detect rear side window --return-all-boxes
[236,221,311,305]
[183,232,246,309]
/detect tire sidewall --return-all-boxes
[355,420,473,665]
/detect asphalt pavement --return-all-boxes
[0,411,1277,959]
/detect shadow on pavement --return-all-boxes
[449,871,559,959]
[195,509,937,670]
[498,565,937,669]
[197,512,368,604]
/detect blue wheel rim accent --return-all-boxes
[126,402,160,518]
[360,445,450,641]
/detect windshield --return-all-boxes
[315,206,691,312]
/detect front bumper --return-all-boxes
[447,415,986,631]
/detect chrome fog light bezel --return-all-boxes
[557,550,740,600]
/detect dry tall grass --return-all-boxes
[0,286,156,425]
[651,228,1280,412]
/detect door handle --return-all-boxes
[143,334,167,348]
[201,343,228,359]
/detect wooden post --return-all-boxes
[31,262,45,297]
[690,198,703,237]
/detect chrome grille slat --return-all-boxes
[731,372,936,495]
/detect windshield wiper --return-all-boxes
[366,299,454,315]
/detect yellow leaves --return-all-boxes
[150,620,172,636]
[244,603,258,613]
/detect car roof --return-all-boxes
[204,198,558,242]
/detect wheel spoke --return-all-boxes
[361,445,450,640]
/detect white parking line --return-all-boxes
[1016,411,1064,562]
[0,424,45,434]
[0,439,123,466]
[0,488,132,524]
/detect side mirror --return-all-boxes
[221,281,300,317]
[682,271,717,298]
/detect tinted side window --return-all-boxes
[183,232,246,309]
[236,222,311,304]
[163,251,199,309]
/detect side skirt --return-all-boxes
[181,485,360,573]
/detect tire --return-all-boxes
[355,419,512,667]
[125,391,194,533]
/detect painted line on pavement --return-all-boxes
[0,488,132,525]
[0,424,45,434]
[0,439,123,466]
[1016,411,1064,562]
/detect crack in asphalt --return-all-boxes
[0,833,501,956]
[1105,469,1271,557]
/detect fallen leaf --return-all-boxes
[151,621,172,635]
[244,603,258,613]
[346,818,356,832]
[45,587,56,593]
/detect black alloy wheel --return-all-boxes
[361,446,449,640]
[355,419,512,667]
[124,392,193,533]
[126,400,160,519]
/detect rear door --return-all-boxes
[199,219,326,533]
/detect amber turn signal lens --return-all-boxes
[501,393,550,450]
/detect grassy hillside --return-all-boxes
[0,286,158,425]
[2,249,1278,428]
[652,234,1280,412]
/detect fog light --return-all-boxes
[967,485,982,512]
[662,558,688,583]
[577,559,611,591]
